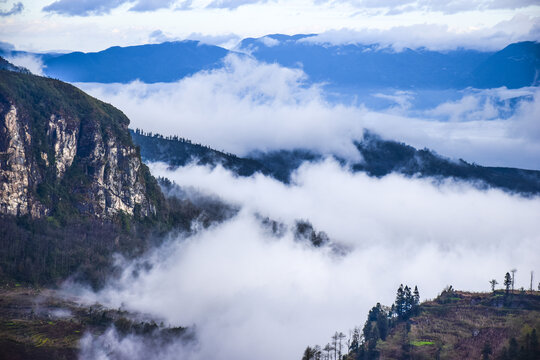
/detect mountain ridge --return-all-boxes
[3,38,538,89]
[130,129,540,196]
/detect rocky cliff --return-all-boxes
[0,63,162,219]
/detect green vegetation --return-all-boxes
[0,68,237,288]
[302,283,540,360]
[0,69,163,224]
[410,340,434,346]
[0,286,190,359]
[0,180,236,288]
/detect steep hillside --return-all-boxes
[0,60,235,287]
[303,288,540,360]
[472,41,540,89]
[353,132,540,195]
[374,290,539,359]
[130,129,273,178]
[0,285,193,360]
[0,66,162,219]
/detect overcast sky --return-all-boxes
[0,0,539,52]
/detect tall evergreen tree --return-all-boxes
[349,328,360,355]
[504,272,512,294]
[395,284,405,318]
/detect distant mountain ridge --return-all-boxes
[42,41,230,83]
[241,35,539,89]
[2,37,538,89]
[131,130,540,196]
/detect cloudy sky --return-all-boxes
[1,0,539,52]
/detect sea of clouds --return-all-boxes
[77,54,540,170]
[73,160,540,360]
[58,53,540,359]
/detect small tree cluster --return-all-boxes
[301,285,421,360]
[393,284,420,320]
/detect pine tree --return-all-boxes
[504,272,512,294]
[349,328,360,355]
[413,286,420,315]
[413,286,420,305]
[395,284,405,318]
[303,346,315,360]
[404,285,413,316]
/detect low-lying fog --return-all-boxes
[61,52,540,359]
[78,54,540,170]
[74,160,540,360]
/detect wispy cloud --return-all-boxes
[0,1,23,16]
[318,0,539,14]
[4,53,45,75]
[42,0,176,16]
[206,0,273,10]
[300,15,540,51]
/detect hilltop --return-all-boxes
[303,287,540,360]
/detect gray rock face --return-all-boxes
[0,74,159,219]
[1,105,32,216]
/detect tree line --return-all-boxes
[132,128,238,158]
[302,284,420,360]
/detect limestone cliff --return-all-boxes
[0,65,162,219]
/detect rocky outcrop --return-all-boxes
[48,114,78,178]
[1,105,31,216]
[0,66,162,219]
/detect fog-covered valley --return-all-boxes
[1,2,539,359]
[63,54,540,359]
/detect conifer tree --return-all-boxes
[349,328,360,354]
[395,284,405,317]
[504,272,512,294]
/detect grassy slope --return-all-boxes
[0,284,190,360]
[376,291,540,359]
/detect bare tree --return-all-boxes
[332,332,339,360]
[313,345,322,360]
[323,344,332,360]
[337,332,346,359]
[511,268,517,292]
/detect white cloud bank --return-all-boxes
[4,53,45,75]
[79,54,540,170]
[75,160,540,360]
[302,14,540,51]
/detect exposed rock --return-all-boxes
[0,105,31,216]
[48,114,78,178]
[0,67,162,219]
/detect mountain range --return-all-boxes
[131,129,540,196]
[1,37,538,89]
